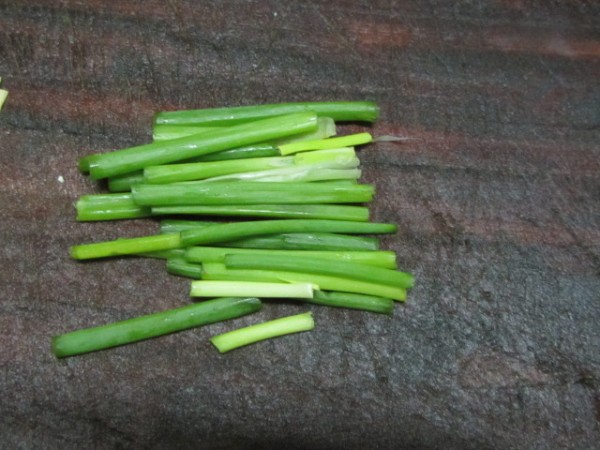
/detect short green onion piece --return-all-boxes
[190,281,315,299]
[52,297,262,358]
[76,193,151,221]
[210,312,315,353]
[107,172,145,192]
[70,233,182,260]
[278,133,373,155]
[308,291,394,315]
[166,258,203,279]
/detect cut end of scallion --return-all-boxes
[0,89,8,111]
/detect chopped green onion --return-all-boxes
[185,247,397,268]
[278,133,373,155]
[76,193,151,221]
[51,297,262,358]
[154,101,379,127]
[166,257,203,279]
[159,221,380,250]
[137,248,186,259]
[107,172,145,192]
[86,112,318,179]
[131,182,374,206]
[307,290,394,314]
[190,281,314,299]
[210,312,315,353]
[151,204,369,221]
[143,156,293,184]
[180,219,396,247]
[153,124,222,141]
[159,219,221,234]
[153,116,336,143]
[200,263,406,300]
[202,167,361,183]
[224,253,414,289]
[70,233,182,260]
[184,143,280,163]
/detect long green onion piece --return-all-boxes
[158,221,380,251]
[86,111,318,179]
[210,312,315,353]
[224,253,414,289]
[52,297,262,358]
[184,143,280,163]
[185,247,397,268]
[200,263,407,300]
[151,204,369,221]
[131,182,374,206]
[153,116,336,143]
[218,232,379,251]
[154,101,379,127]
[190,281,314,299]
[180,219,397,247]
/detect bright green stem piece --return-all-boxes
[108,172,145,192]
[190,281,314,299]
[185,247,397,268]
[86,112,318,179]
[132,182,374,206]
[200,263,407,301]
[151,204,369,221]
[144,156,293,184]
[166,258,203,279]
[308,290,394,315]
[180,219,396,247]
[70,233,182,260]
[76,193,151,221]
[278,233,378,250]
[154,101,379,127]
[159,220,379,250]
[210,312,315,353]
[153,116,335,143]
[278,133,373,155]
[51,297,262,358]
[137,249,186,260]
[152,125,222,141]
[225,253,414,289]
[185,144,280,163]
[202,167,361,183]
[159,219,221,234]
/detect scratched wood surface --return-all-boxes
[1,1,599,448]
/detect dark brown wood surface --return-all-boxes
[1,1,599,448]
